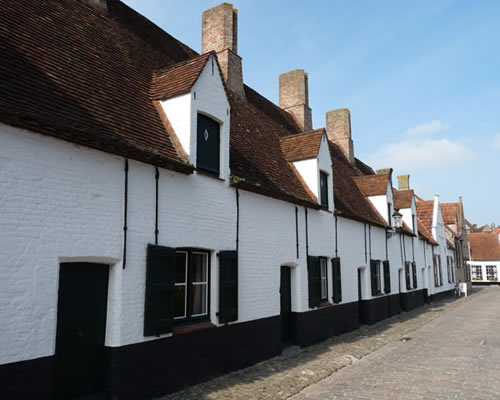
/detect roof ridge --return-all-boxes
[153,51,212,77]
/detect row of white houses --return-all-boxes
[0,1,465,399]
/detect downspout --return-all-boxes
[155,167,159,245]
[122,159,129,269]
[335,215,338,258]
[236,188,240,252]
[295,206,299,259]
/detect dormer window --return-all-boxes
[387,203,392,226]
[196,113,220,176]
[320,171,329,208]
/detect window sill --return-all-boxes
[317,302,333,309]
[196,169,225,181]
[173,321,216,336]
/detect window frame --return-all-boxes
[174,248,211,325]
[486,265,497,281]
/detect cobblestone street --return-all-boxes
[162,287,496,400]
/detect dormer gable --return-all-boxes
[151,52,230,179]
[280,130,334,210]
[394,189,417,234]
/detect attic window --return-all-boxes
[197,114,220,176]
[320,171,328,208]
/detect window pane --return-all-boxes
[175,252,187,283]
[174,286,186,318]
[190,283,207,316]
[321,279,327,299]
[320,260,327,278]
[192,253,207,282]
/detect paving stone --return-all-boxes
[161,287,494,400]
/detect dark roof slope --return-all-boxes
[353,174,390,197]
[150,53,212,101]
[469,233,500,261]
[229,87,319,208]
[280,130,324,162]
[1,0,196,172]
[328,143,387,227]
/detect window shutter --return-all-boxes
[197,114,220,175]
[144,244,175,336]
[308,256,320,308]
[331,257,342,303]
[320,172,328,208]
[412,262,418,288]
[383,260,391,294]
[370,260,378,296]
[405,262,411,290]
[219,251,238,323]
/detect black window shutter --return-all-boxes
[412,262,418,288]
[405,262,411,290]
[197,114,220,175]
[308,256,320,308]
[144,244,175,336]
[383,260,391,294]
[331,257,342,303]
[219,251,238,323]
[320,172,328,208]
[370,260,378,296]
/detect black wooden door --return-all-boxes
[280,266,292,345]
[55,263,109,399]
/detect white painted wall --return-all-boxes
[293,158,318,198]
[317,134,334,212]
[161,93,191,154]
[0,123,124,364]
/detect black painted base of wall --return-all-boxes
[106,316,281,400]
[0,356,54,400]
[291,302,360,347]
[359,293,402,325]
[400,289,426,312]
[430,289,454,302]
[472,281,500,286]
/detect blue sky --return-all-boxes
[123,0,499,226]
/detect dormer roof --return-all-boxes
[280,129,324,162]
[393,189,414,210]
[150,52,214,101]
[353,174,391,197]
[416,200,434,233]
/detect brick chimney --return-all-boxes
[326,108,354,164]
[397,174,410,190]
[279,69,313,132]
[202,3,244,98]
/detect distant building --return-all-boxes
[467,232,500,284]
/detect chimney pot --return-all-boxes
[326,108,355,164]
[202,3,244,97]
[397,174,410,190]
[279,69,313,132]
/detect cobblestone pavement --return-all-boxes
[293,286,500,400]
[161,288,491,400]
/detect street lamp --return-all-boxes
[386,208,403,238]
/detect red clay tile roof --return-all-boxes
[1,0,196,173]
[416,200,434,233]
[440,203,458,226]
[417,218,438,245]
[280,130,324,162]
[150,53,212,101]
[393,189,414,210]
[353,174,390,197]
[468,233,500,261]
[328,143,387,227]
